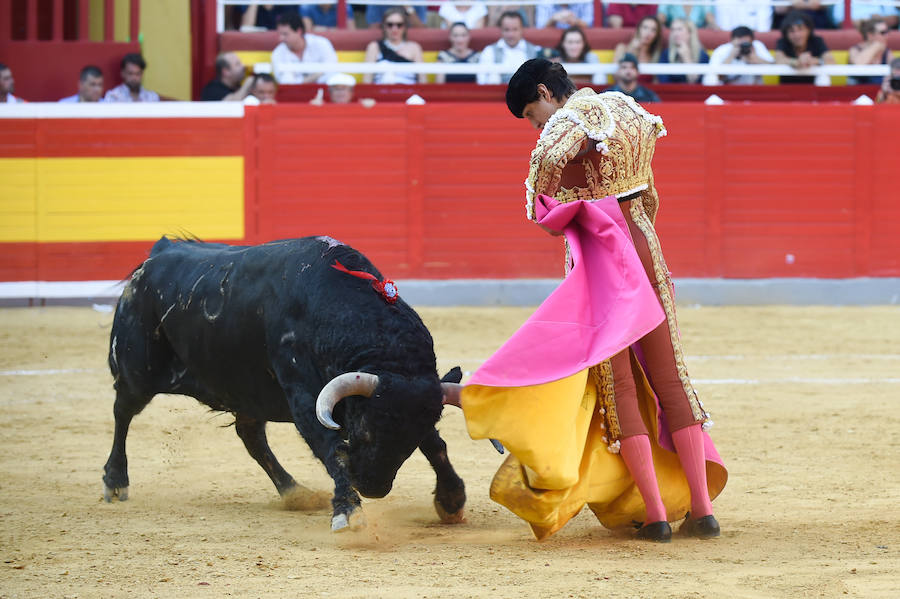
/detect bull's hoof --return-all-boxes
[434,499,466,524]
[331,508,366,532]
[103,484,129,502]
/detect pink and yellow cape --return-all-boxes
[460,195,727,540]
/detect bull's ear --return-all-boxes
[440,366,462,384]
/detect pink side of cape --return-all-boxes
[467,195,666,388]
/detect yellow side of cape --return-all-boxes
[461,363,726,540]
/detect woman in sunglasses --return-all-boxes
[363,8,426,84]
[849,16,894,85]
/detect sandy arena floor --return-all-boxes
[1,304,898,598]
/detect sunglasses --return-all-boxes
[384,21,405,28]
[874,28,888,34]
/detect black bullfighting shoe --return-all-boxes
[679,513,721,539]
[635,521,672,542]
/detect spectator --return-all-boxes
[613,15,663,68]
[657,2,717,29]
[606,3,658,28]
[535,3,594,29]
[250,72,278,103]
[272,11,338,84]
[239,4,301,30]
[435,22,481,84]
[703,25,774,86]
[488,5,534,28]
[715,0,772,33]
[363,8,426,84]
[302,3,355,31]
[103,53,160,102]
[832,2,899,29]
[438,2,488,29]
[658,18,710,83]
[0,63,24,103]
[774,10,835,84]
[201,52,254,101]
[365,5,426,29]
[59,65,104,102]
[555,26,605,86]
[772,1,835,31]
[849,17,894,85]
[875,57,900,104]
[309,73,376,107]
[477,10,542,85]
[605,52,660,102]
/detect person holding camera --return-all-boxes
[876,57,900,104]
[703,26,774,86]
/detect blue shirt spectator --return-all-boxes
[366,5,427,28]
[535,3,594,28]
[302,3,354,30]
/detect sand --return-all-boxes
[1,305,898,598]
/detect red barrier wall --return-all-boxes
[2,102,899,283]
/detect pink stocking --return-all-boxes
[671,424,714,518]
[619,434,667,523]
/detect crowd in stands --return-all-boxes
[2,3,898,106]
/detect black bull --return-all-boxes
[102,236,466,531]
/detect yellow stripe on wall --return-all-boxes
[0,158,38,242]
[0,156,244,243]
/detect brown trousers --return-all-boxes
[609,199,700,438]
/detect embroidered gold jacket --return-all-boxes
[524,88,667,224]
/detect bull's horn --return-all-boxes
[316,372,379,430]
[441,382,463,408]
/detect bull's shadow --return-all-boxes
[102,236,466,531]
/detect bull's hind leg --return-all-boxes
[103,389,152,502]
[419,428,466,523]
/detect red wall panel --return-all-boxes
[2,103,900,284]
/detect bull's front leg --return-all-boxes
[284,387,364,532]
[419,427,466,524]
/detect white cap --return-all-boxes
[327,73,356,87]
[405,94,426,105]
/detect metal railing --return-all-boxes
[256,59,891,81]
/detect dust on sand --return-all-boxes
[1,306,898,598]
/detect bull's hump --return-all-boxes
[315,236,345,249]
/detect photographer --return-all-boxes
[876,58,900,104]
[703,26,774,86]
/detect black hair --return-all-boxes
[120,52,146,71]
[731,26,754,40]
[555,26,591,62]
[0,62,8,72]
[619,52,639,67]
[275,11,305,32]
[498,10,524,27]
[506,58,576,118]
[80,65,102,81]
[449,21,469,32]
[253,72,277,86]
[780,10,814,39]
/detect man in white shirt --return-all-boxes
[477,11,542,85]
[703,26,775,86]
[0,63,24,103]
[103,53,160,102]
[59,65,104,102]
[272,11,338,84]
[715,0,772,33]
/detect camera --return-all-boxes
[891,78,900,91]
[738,41,752,56]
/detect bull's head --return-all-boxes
[316,371,459,498]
